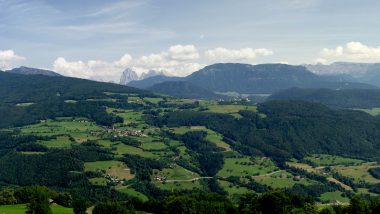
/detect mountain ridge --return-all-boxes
[5,66,62,77]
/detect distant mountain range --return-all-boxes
[119,68,167,85]
[5,63,380,101]
[4,66,61,77]
[185,63,375,93]
[305,62,380,87]
[128,63,377,99]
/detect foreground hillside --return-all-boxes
[0,73,379,213]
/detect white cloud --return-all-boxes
[53,56,128,82]
[53,45,275,82]
[0,50,25,70]
[205,47,273,62]
[114,54,133,67]
[277,61,289,64]
[317,41,380,63]
[132,45,203,76]
[168,45,199,61]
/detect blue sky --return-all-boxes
[1,0,380,81]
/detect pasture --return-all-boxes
[304,154,364,166]
[15,102,35,107]
[155,180,202,191]
[355,107,380,116]
[205,104,257,114]
[143,97,163,104]
[0,204,73,214]
[253,170,318,189]
[38,136,72,149]
[218,180,251,196]
[115,186,149,202]
[332,162,380,184]
[319,191,350,204]
[84,160,134,180]
[89,177,108,186]
[217,156,278,177]
[154,164,198,180]
[20,118,102,142]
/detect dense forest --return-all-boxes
[269,88,380,108]
[1,185,379,214]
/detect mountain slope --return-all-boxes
[129,63,376,97]
[148,81,224,99]
[268,88,380,108]
[6,66,61,77]
[186,63,374,93]
[185,63,376,93]
[0,71,144,103]
[0,72,148,128]
[128,75,182,89]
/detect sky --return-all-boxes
[1,0,380,82]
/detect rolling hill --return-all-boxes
[5,66,62,77]
[0,71,144,103]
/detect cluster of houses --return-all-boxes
[153,176,167,182]
[107,127,147,138]
[105,174,121,184]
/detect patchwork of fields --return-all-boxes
[3,92,380,209]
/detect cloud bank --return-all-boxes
[53,45,205,81]
[316,42,380,64]
[53,45,274,82]
[205,48,273,62]
[0,50,25,70]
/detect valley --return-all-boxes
[2,89,379,205]
[0,71,380,213]
[2,1,380,212]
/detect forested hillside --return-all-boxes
[0,73,379,213]
[269,88,380,108]
[0,72,149,128]
[0,72,143,103]
[150,100,380,163]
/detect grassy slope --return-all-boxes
[0,204,73,214]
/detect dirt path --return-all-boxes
[327,177,353,191]
[164,177,213,183]
[252,170,282,178]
